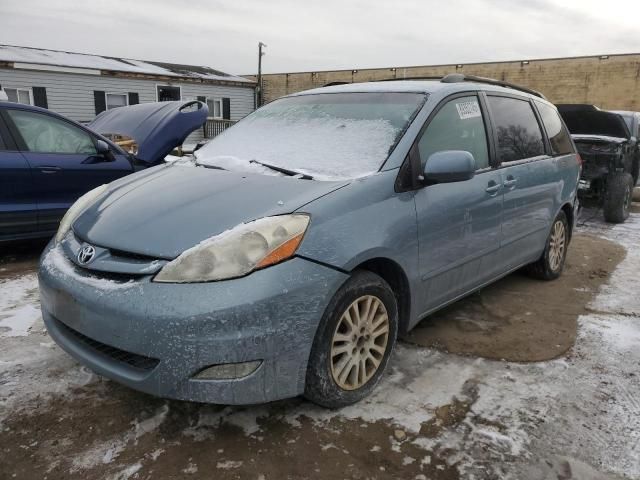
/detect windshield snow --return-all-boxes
[195,92,426,180]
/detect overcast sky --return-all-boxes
[2,0,640,75]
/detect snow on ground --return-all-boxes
[1,211,639,478]
[0,274,40,337]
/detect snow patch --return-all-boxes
[0,274,39,338]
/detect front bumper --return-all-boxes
[39,243,348,404]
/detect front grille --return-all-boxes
[108,248,160,262]
[55,317,160,372]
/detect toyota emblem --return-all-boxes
[77,245,96,265]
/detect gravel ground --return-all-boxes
[0,210,639,480]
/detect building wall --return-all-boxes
[0,68,255,144]
[258,54,640,110]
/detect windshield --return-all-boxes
[195,92,426,180]
[617,113,633,132]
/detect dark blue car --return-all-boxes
[0,100,208,242]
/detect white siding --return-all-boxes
[0,67,255,146]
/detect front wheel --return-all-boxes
[526,211,569,281]
[304,271,398,408]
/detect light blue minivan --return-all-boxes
[39,75,580,407]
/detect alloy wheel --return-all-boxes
[330,295,390,390]
[548,220,566,272]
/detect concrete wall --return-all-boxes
[0,68,255,144]
[257,53,640,110]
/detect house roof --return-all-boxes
[0,44,254,86]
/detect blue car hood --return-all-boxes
[73,163,349,259]
[87,101,208,165]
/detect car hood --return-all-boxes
[87,101,208,165]
[73,163,349,259]
[557,104,630,140]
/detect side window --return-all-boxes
[536,101,574,155]
[6,109,97,155]
[418,96,490,170]
[487,96,544,162]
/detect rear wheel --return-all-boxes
[526,211,568,281]
[304,271,398,408]
[603,172,633,223]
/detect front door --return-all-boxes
[0,115,38,240]
[3,108,132,234]
[413,94,503,315]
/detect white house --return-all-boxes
[0,44,256,144]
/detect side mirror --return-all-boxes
[422,150,476,184]
[95,139,115,161]
[96,139,110,154]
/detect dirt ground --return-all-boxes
[1,211,639,480]
[405,235,626,361]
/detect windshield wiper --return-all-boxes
[250,160,313,180]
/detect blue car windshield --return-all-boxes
[195,92,427,180]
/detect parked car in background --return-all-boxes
[557,104,638,223]
[0,99,207,242]
[39,75,580,408]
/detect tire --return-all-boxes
[304,270,398,408]
[603,172,633,224]
[526,211,569,281]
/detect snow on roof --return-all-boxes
[0,44,253,84]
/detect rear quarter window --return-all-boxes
[487,96,545,162]
[536,101,574,155]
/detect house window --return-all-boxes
[5,88,32,105]
[106,93,128,110]
[206,98,223,118]
[157,85,181,102]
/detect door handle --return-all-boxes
[485,183,501,194]
[38,166,62,174]
[504,177,517,188]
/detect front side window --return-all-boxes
[535,101,574,155]
[206,98,223,118]
[196,92,426,180]
[6,109,96,155]
[488,96,544,162]
[106,93,128,110]
[5,88,32,105]
[417,96,490,169]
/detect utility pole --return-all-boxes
[257,42,267,108]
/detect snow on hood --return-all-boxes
[87,101,208,165]
[571,134,628,144]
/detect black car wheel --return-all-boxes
[603,172,633,224]
[304,270,398,408]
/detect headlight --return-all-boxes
[154,214,310,283]
[55,184,108,243]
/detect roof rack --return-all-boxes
[376,73,546,99]
[440,74,546,99]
